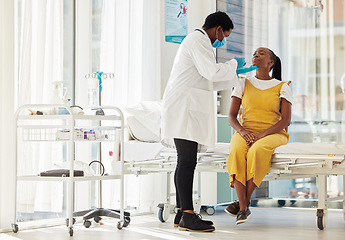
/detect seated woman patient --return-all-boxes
[225,47,292,225]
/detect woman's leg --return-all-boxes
[233,178,247,210]
[227,133,249,188]
[245,178,256,206]
[247,132,289,189]
[174,138,198,213]
[234,178,256,210]
[226,132,249,217]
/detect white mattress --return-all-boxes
[208,142,345,155]
[124,141,345,162]
[274,143,345,155]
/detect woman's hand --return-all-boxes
[239,129,255,146]
[248,132,265,146]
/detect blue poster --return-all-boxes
[165,0,188,44]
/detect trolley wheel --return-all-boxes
[94,216,102,223]
[123,217,130,228]
[84,220,92,228]
[278,200,286,207]
[12,223,18,233]
[173,206,179,214]
[125,216,131,225]
[205,206,215,216]
[117,220,124,230]
[69,227,73,236]
[316,209,326,230]
[65,218,76,227]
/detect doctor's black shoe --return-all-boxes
[178,212,215,232]
[196,214,214,226]
[174,210,182,227]
[174,210,214,227]
[236,208,252,225]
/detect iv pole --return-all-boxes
[85,71,115,208]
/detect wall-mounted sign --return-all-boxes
[165,0,188,44]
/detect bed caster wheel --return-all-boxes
[65,218,76,227]
[69,227,73,236]
[84,220,91,228]
[94,216,102,223]
[290,200,296,206]
[117,220,124,230]
[278,200,286,207]
[157,203,170,223]
[205,206,215,216]
[250,200,258,207]
[12,223,18,233]
[316,209,326,230]
[173,206,179,214]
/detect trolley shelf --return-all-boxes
[18,114,121,121]
[17,175,122,181]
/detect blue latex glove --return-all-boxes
[234,56,246,69]
[236,65,258,74]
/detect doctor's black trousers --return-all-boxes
[174,138,198,211]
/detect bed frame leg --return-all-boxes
[343,175,345,220]
[316,175,327,230]
[193,172,201,214]
[318,175,327,210]
[167,172,171,204]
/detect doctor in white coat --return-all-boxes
[161,11,257,232]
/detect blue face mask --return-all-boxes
[212,28,226,48]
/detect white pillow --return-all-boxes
[126,116,160,142]
[125,101,162,142]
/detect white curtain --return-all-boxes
[99,0,161,108]
[285,4,318,121]
[17,0,64,213]
[97,0,161,211]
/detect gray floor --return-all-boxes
[1,207,345,240]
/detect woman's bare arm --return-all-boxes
[228,96,255,145]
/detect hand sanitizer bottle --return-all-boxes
[50,81,63,114]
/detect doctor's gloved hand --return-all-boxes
[236,65,258,75]
[234,56,246,69]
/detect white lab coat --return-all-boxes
[161,28,239,149]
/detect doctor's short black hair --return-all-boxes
[202,11,234,31]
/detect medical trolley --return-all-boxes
[13,104,127,236]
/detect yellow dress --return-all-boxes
[226,78,289,188]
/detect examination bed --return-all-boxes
[123,140,345,230]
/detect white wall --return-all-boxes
[0,0,16,231]
[160,0,216,96]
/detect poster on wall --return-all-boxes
[165,0,188,44]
